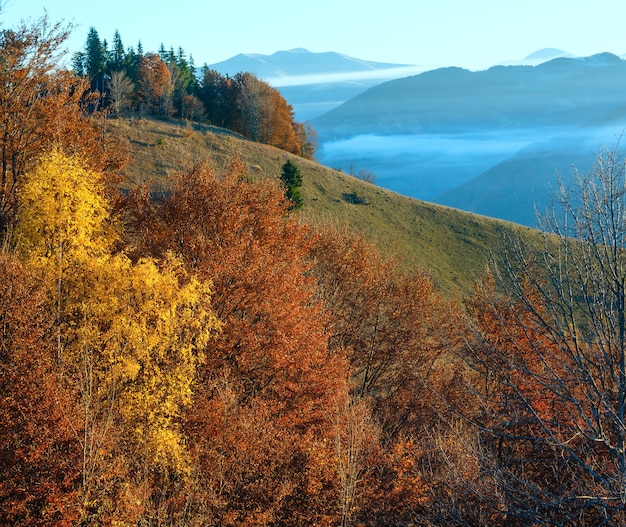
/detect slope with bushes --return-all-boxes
[107,116,538,296]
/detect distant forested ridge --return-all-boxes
[313,52,626,138]
[71,27,316,158]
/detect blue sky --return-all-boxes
[2,0,626,70]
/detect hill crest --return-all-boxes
[106,116,534,296]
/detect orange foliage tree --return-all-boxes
[0,253,81,527]
[462,147,626,525]
[464,274,588,526]
[197,70,315,158]
[307,226,465,526]
[126,160,349,525]
[233,72,303,155]
[137,53,172,115]
[0,15,126,242]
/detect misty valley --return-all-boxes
[316,129,556,200]
[315,125,626,226]
[268,51,626,226]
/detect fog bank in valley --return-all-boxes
[317,124,626,226]
[311,54,626,225]
[317,129,559,200]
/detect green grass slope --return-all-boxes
[107,117,538,296]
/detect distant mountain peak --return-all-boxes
[500,48,575,67]
[209,49,413,80]
[236,52,265,59]
[583,52,623,64]
[524,48,572,60]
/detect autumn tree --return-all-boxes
[463,145,626,525]
[308,227,454,414]
[127,160,349,526]
[137,52,172,115]
[0,15,126,244]
[15,148,219,525]
[0,253,81,527]
[331,394,380,527]
[307,226,463,525]
[296,121,318,159]
[107,69,134,116]
[232,72,303,154]
[265,86,302,154]
[233,72,269,141]
[197,69,314,156]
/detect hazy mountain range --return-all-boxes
[209,48,428,120]
[312,52,626,137]
[210,48,626,226]
[208,48,578,121]
[310,52,626,226]
[209,48,413,79]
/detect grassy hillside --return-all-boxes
[107,116,538,296]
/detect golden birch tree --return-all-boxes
[15,148,219,524]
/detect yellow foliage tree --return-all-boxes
[15,148,220,524]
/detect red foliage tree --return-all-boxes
[0,253,81,527]
[127,160,349,525]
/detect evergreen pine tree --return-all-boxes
[84,27,106,93]
[280,160,303,210]
[110,30,126,71]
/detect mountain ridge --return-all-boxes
[310,52,626,225]
[312,52,626,137]
[206,47,596,121]
[209,48,413,79]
